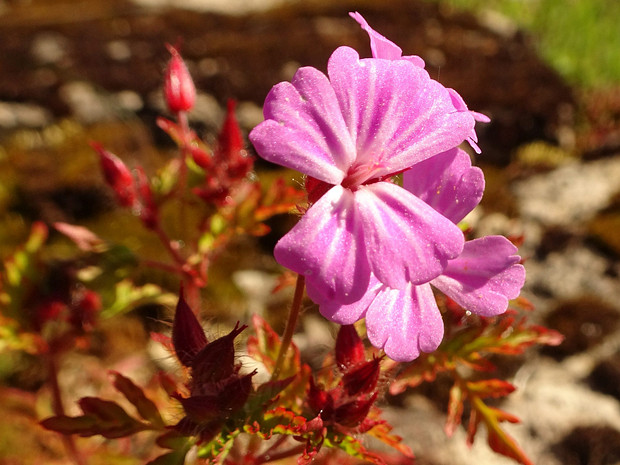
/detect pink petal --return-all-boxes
[274,185,370,304]
[366,283,443,362]
[349,12,425,67]
[313,274,383,325]
[403,147,484,224]
[328,46,475,176]
[355,182,464,289]
[447,88,490,154]
[249,66,356,185]
[432,236,526,316]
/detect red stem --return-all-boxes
[47,350,86,465]
[252,443,307,465]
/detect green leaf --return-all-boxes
[112,372,165,428]
[246,314,311,412]
[101,279,176,318]
[0,222,48,324]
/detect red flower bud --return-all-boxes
[342,357,381,397]
[335,325,365,370]
[190,322,246,392]
[334,392,377,427]
[164,45,195,113]
[307,377,334,419]
[92,142,136,208]
[172,287,208,367]
[214,100,253,178]
[134,167,158,229]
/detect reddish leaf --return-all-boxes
[112,371,165,428]
[40,415,98,435]
[54,222,105,252]
[172,287,207,367]
[77,397,148,438]
[366,421,414,459]
[466,379,516,399]
[469,397,533,465]
[42,399,148,439]
[445,383,465,437]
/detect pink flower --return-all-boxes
[250,42,475,304]
[318,148,525,361]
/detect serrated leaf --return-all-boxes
[246,375,295,415]
[246,314,311,411]
[196,431,238,461]
[470,397,533,465]
[324,434,386,465]
[243,407,306,439]
[112,372,165,428]
[366,421,414,458]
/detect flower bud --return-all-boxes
[190,322,246,391]
[335,324,365,369]
[334,392,377,427]
[92,142,136,208]
[163,45,195,113]
[342,357,381,397]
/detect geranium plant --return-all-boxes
[0,12,563,465]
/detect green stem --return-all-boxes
[271,274,305,381]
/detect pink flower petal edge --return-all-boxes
[432,236,526,316]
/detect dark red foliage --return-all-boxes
[172,287,208,367]
[171,316,254,444]
[306,328,382,433]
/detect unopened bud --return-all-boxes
[172,286,208,367]
[164,45,195,113]
[92,142,136,208]
[335,325,365,369]
[342,357,381,397]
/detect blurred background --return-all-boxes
[1,0,620,464]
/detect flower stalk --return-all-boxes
[271,274,305,381]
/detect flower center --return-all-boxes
[341,163,386,190]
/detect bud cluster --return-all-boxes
[306,325,382,433]
[170,290,254,443]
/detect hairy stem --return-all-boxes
[271,274,305,381]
